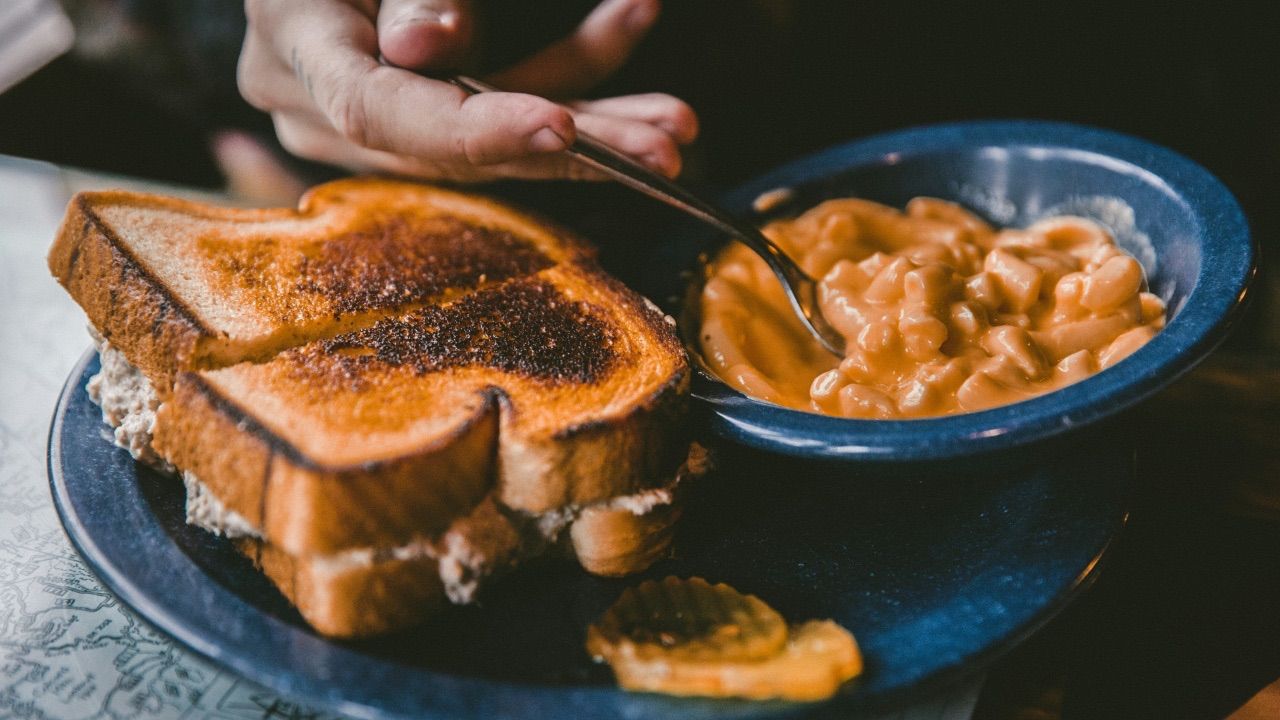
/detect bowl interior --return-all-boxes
[643,122,1253,461]
[731,147,1197,310]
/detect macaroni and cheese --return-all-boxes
[699,197,1166,419]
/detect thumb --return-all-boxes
[377,0,473,70]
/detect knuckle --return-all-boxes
[457,128,507,167]
[451,96,491,165]
[509,94,556,122]
[330,66,407,152]
[457,134,482,166]
[461,95,566,166]
[324,82,371,148]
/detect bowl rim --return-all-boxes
[686,119,1257,460]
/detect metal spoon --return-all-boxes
[444,75,847,356]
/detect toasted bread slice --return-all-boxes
[49,179,587,390]
[55,177,694,637]
[235,537,446,638]
[154,262,689,555]
[229,448,700,638]
[155,373,497,554]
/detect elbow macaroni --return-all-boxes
[699,197,1166,419]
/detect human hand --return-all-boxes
[237,0,698,182]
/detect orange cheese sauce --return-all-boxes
[699,197,1167,419]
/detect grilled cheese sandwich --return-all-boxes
[52,177,700,637]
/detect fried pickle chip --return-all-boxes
[587,576,787,663]
[588,577,862,701]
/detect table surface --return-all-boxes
[0,154,979,720]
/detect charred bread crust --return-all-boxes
[48,179,597,391]
[482,197,599,265]
[496,368,690,512]
[304,177,597,262]
[583,263,687,359]
[155,374,496,556]
[235,537,445,638]
[49,193,210,391]
[158,359,686,552]
[152,257,690,525]
[496,265,690,512]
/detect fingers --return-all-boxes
[267,91,690,181]
[272,112,421,173]
[574,93,699,145]
[238,26,321,117]
[271,111,599,181]
[488,0,660,99]
[211,130,308,205]
[240,0,696,183]
[250,0,575,165]
[573,111,683,178]
[377,0,473,69]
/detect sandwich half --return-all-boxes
[51,178,701,637]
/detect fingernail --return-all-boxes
[395,10,455,29]
[528,127,569,153]
[435,10,459,30]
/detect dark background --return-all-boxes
[2,2,1277,718]
[6,2,1279,218]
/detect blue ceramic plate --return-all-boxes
[645,121,1255,462]
[51,349,1129,719]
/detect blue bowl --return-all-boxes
[670,121,1256,461]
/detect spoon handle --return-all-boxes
[446,75,843,355]
[448,75,800,273]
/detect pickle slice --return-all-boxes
[587,576,787,663]
[588,577,863,701]
[606,620,862,702]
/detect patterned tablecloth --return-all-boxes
[0,154,978,720]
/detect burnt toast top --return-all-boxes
[195,214,556,321]
[187,261,687,469]
[72,178,587,354]
[59,177,688,476]
[306,278,619,388]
